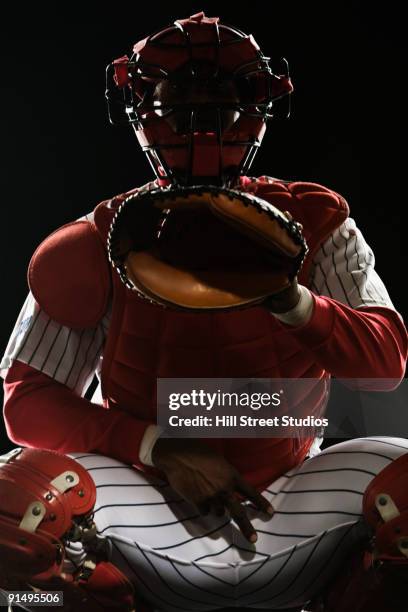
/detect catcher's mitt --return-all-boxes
[108,186,308,311]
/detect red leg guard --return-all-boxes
[307,548,408,611]
[308,453,408,612]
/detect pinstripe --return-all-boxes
[311,218,395,309]
[153,520,232,551]
[110,540,194,611]
[69,453,102,460]
[135,542,230,606]
[338,227,379,303]
[362,438,408,451]
[364,268,390,305]
[282,466,377,478]
[266,488,364,496]
[332,234,367,305]
[193,544,233,562]
[277,523,357,608]
[39,325,63,370]
[236,555,270,586]
[272,509,361,516]
[62,328,86,386]
[234,545,272,558]
[330,251,354,307]
[316,449,393,460]
[93,500,185,514]
[255,528,317,538]
[71,326,99,390]
[191,561,236,587]
[97,514,200,534]
[337,229,350,271]
[26,319,52,364]
[240,545,298,599]
[166,556,235,603]
[248,532,327,605]
[52,328,73,378]
[314,261,334,297]
[349,234,378,303]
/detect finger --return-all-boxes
[235,477,274,516]
[283,210,303,230]
[225,497,257,543]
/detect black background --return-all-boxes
[0,1,406,452]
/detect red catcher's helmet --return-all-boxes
[105,11,293,186]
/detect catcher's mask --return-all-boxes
[105,11,293,187]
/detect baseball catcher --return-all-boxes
[1,12,407,612]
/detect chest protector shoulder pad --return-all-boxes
[28,220,111,329]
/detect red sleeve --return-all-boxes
[280,294,408,388]
[2,360,153,467]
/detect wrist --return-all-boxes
[263,280,301,314]
[150,436,178,468]
[273,285,314,327]
[138,424,164,467]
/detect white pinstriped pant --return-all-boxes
[66,437,408,611]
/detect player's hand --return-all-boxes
[151,438,274,542]
[262,276,301,313]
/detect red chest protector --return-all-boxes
[28,177,348,489]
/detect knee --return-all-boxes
[322,436,408,462]
[363,450,408,565]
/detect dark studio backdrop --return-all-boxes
[0,1,405,453]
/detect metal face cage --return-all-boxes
[105,16,293,186]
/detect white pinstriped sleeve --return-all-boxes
[0,292,112,397]
[309,217,395,310]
